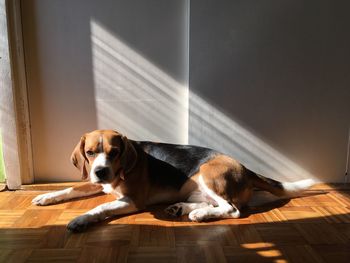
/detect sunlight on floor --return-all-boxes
[0,185,349,261]
[242,242,283,260]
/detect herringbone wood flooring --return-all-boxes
[0,183,349,262]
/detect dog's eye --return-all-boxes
[86,150,95,157]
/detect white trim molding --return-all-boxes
[0,0,33,189]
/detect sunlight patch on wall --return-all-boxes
[190,92,316,181]
[90,19,316,182]
[90,20,188,143]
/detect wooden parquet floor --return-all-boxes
[0,183,350,262]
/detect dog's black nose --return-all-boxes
[95,166,109,180]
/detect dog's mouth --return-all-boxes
[91,167,123,184]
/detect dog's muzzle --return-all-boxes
[94,166,110,181]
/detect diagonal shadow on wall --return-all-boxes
[90,17,317,183]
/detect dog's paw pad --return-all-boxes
[165,203,184,217]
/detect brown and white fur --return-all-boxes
[32,130,315,232]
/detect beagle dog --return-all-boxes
[32,130,315,232]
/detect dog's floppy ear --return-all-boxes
[120,136,137,176]
[70,135,89,180]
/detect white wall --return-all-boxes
[21,0,349,183]
[22,0,189,182]
[189,0,350,182]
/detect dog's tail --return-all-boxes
[250,172,315,197]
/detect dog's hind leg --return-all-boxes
[188,203,240,222]
[187,174,241,222]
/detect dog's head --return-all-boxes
[70,130,137,184]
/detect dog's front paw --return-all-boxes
[67,215,89,232]
[32,193,59,206]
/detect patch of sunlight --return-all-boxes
[90,19,188,144]
[241,242,275,249]
[90,19,317,183]
[190,92,316,182]
[241,243,283,261]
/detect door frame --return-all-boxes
[0,0,33,189]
